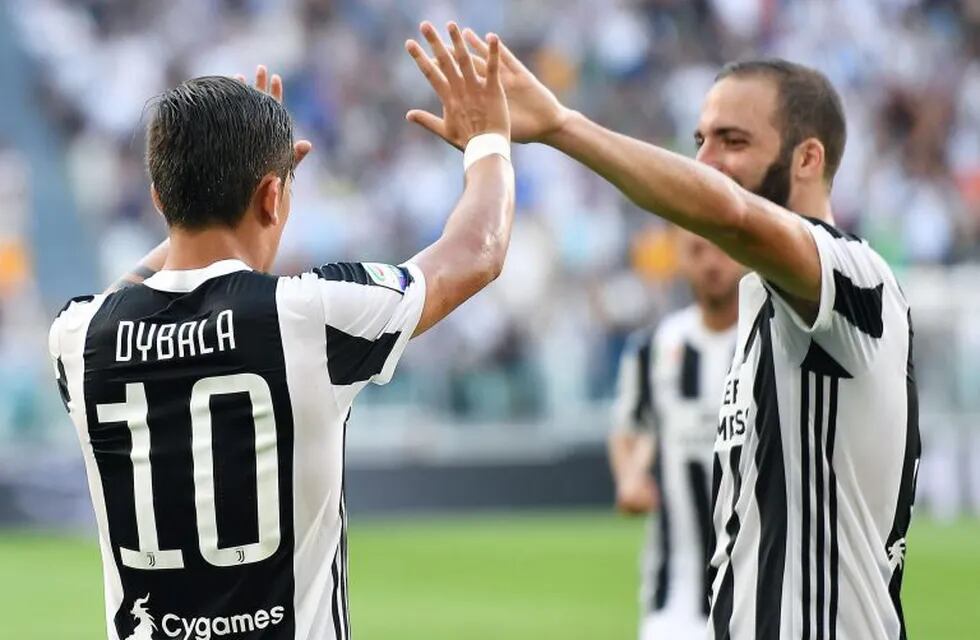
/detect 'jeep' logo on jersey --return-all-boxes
[716,366,751,450]
[123,594,286,640]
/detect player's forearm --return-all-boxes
[608,431,637,483]
[545,111,821,301]
[546,111,745,238]
[443,156,516,281]
[106,239,170,293]
[609,431,654,484]
[411,156,515,335]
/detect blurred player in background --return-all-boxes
[411,25,921,640]
[609,228,742,639]
[49,30,514,640]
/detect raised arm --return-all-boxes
[543,113,820,309]
[453,30,821,318]
[405,23,516,336]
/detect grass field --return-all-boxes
[0,512,977,639]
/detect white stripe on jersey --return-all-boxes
[49,294,122,640]
[709,219,919,640]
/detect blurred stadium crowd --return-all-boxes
[1,0,979,440]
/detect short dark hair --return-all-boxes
[146,76,295,230]
[716,59,846,184]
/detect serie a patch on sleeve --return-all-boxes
[362,263,409,293]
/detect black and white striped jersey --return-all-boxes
[613,306,736,620]
[709,218,920,640]
[48,259,425,640]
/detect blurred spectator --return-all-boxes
[7,0,980,423]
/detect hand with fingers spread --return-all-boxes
[405,22,510,150]
[461,29,571,145]
[234,65,313,169]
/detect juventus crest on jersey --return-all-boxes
[49,259,426,640]
[614,306,736,629]
[709,218,920,640]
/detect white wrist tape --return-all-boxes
[463,133,511,171]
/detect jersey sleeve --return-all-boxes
[309,261,426,386]
[48,294,99,414]
[766,218,892,374]
[611,331,655,433]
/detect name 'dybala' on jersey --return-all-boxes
[116,310,237,363]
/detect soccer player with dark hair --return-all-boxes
[50,31,513,640]
[415,28,920,640]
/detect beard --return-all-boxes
[750,143,794,208]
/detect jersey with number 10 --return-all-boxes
[49,259,426,640]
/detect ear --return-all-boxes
[150,183,165,217]
[256,174,283,227]
[794,137,825,183]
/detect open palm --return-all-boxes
[462,29,571,144]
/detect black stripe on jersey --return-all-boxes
[801,358,845,640]
[680,342,701,399]
[330,539,344,640]
[313,262,371,286]
[832,271,884,338]
[56,357,71,410]
[711,446,742,640]
[814,376,827,640]
[687,460,712,616]
[751,298,786,640]
[827,377,841,640]
[313,262,413,295]
[800,370,812,640]
[707,453,723,605]
[886,310,921,640]
[801,216,862,242]
[341,411,351,638]
[651,444,671,612]
[800,341,853,379]
[326,326,400,385]
[634,340,654,426]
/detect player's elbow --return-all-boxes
[707,182,753,245]
[472,240,506,288]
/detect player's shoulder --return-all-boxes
[654,304,701,346]
[311,262,415,293]
[800,215,865,244]
[51,292,105,328]
[49,292,107,357]
[277,262,417,298]
[801,215,905,296]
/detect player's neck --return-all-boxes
[162,227,257,272]
[788,187,835,226]
[700,299,738,333]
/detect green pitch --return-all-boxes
[1,512,977,639]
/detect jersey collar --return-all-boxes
[142,259,253,293]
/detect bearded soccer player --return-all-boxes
[49,30,514,640]
[610,229,743,639]
[411,26,921,640]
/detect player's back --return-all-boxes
[50,259,425,640]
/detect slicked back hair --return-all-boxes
[146,76,295,230]
[716,59,846,185]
